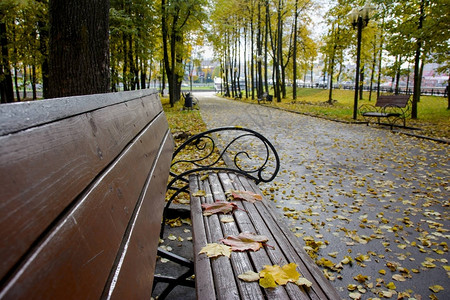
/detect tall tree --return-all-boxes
[0,1,15,103]
[162,0,206,107]
[48,0,110,98]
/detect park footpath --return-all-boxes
[154,92,449,300]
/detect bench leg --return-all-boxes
[153,248,195,299]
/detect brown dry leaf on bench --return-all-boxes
[231,190,263,203]
[201,201,238,216]
[220,232,269,252]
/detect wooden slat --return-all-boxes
[0,112,169,299]
[106,132,174,299]
[200,176,241,300]
[0,90,158,136]
[0,92,162,280]
[190,175,216,299]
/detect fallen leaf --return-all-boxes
[238,271,260,282]
[392,274,406,282]
[221,232,268,251]
[220,216,235,223]
[231,190,263,203]
[429,285,444,293]
[260,263,300,286]
[199,243,231,258]
[353,274,368,283]
[193,190,206,197]
[349,292,362,299]
[259,273,277,288]
[201,201,238,216]
[295,277,312,287]
[386,282,396,290]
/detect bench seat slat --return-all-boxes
[107,131,174,299]
[199,175,242,299]
[362,112,401,117]
[190,176,217,298]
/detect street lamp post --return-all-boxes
[351,4,374,120]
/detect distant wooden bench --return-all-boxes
[0,90,174,299]
[158,128,341,299]
[257,92,273,104]
[359,94,412,129]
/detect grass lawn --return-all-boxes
[161,97,206,137]
[238,88,449,140]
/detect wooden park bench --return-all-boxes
[359,94,412,129]
[0,89,339,299]
[257,92,273,104]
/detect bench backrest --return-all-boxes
[0,90,173,299]
[375,95,410,108]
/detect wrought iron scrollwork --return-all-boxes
[161,126,280,238]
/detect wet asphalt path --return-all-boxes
[196,92,449,300]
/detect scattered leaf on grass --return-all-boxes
[199,243,231,258]
[221,232,268,251]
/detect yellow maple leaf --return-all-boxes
[259,273,277,288]
[199,243,231,258]
[259,263,300,287]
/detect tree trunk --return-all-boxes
[368,37,377,102]
[292,0,298,101]
[412,0,425,119]
[264,0,269,94]
[0,20,15,103]
[48,0,110,98]
[395,55,401,95]
[37,0,49,99]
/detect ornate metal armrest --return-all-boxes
[161,127,280,238]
